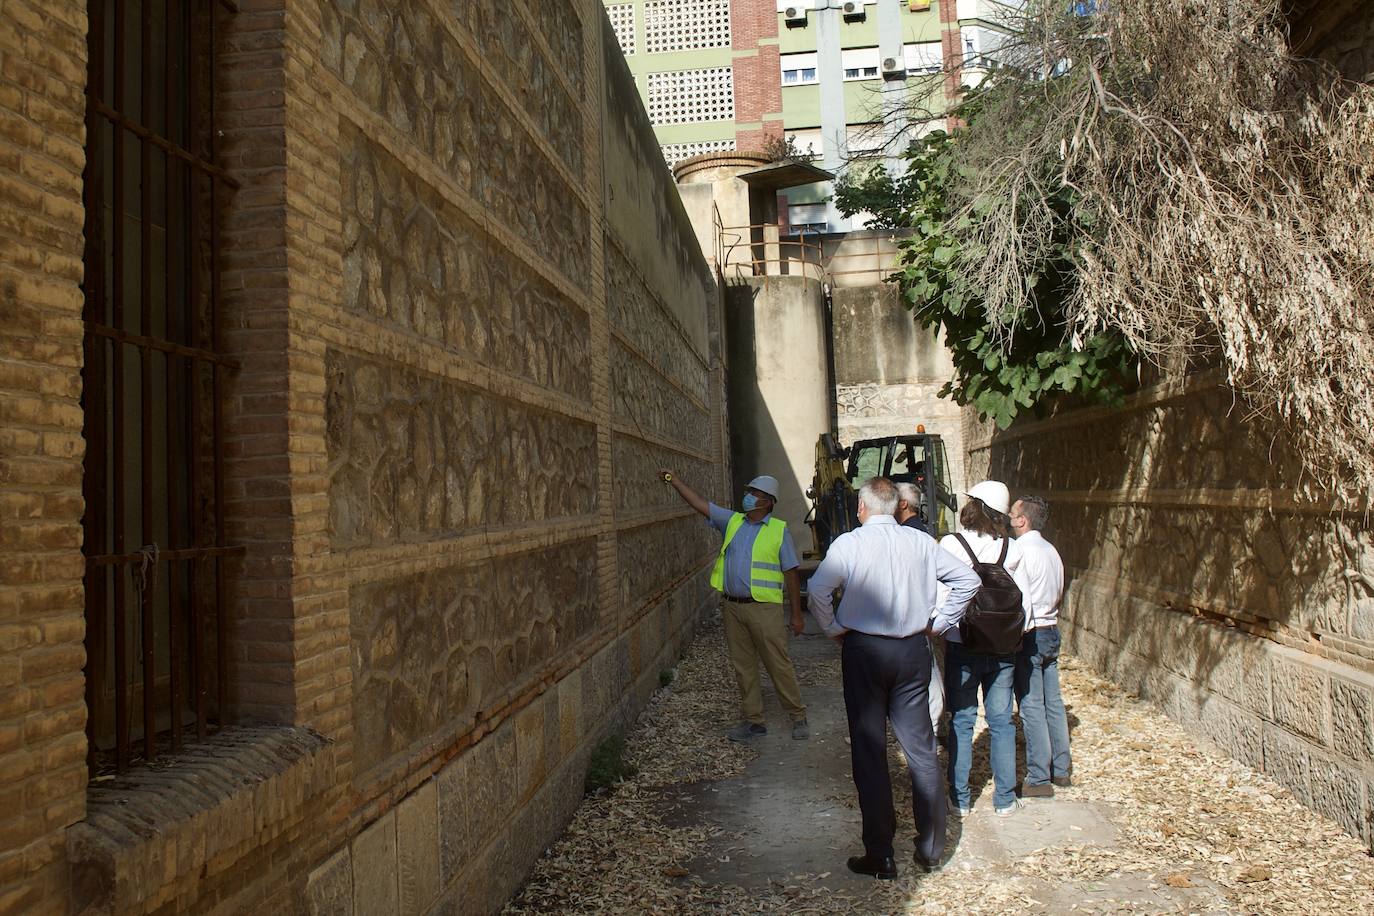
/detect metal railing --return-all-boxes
[718,222,830,283]
[717,223,911,286]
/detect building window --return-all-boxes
[903,41,944,74]
[643,0,731,54]
[840,47,881,81]
[81,0,239,773]
[781,52,820,86]
[647,66,735,124]
[607,3,636,56]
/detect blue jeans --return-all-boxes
[1015,626,1072,785]
[944,642,1017,809]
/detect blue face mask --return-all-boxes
[742,493,761,511]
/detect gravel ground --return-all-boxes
[505,616,1374,914]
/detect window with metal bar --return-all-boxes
[81,0,240,774]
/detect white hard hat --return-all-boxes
[965,480,1010,516]
[746,475,780,499]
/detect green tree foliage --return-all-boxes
[835,129,1137,429]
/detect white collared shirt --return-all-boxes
[1014,529,1064,627]
[806,515,981,638]
[937,530,1034,642]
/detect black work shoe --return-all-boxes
[1019,782,1054,798]
[847,854,897,880]
[1051,775,1073,788]
[726,722,767,742]
[913,854,943,874]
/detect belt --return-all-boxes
[725,595,756,604]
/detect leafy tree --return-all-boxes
[835,129,1137,429]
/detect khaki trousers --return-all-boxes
[723,598,807,725]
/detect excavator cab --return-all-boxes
[805,429,957,557]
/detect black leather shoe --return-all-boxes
[913,854,943,874]
[847,854,897,880]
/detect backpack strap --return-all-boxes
[996,537,1009,565]
[953,533,979,566]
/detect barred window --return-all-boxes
[647,67,735,124]
[661,139,736,167]
[81,0,239,773]
[643,0,731,54]
[607,3,636,56]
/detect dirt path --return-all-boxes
[506,617,1374,914]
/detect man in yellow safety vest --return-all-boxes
[659,469,809,741]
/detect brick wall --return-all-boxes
[0,0,727,912]
[937,0,964,131]
[0,0,90,912]
[730,0,783,153]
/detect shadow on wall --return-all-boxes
[975,372,1374,842]
[722,277,832,553]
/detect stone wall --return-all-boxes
[967,373,1374,849]
[832,282,965,493]
[0,1,727,913]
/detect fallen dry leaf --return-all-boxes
[503,614,1374,916]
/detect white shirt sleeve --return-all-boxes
[1009,544,1034,631]
[806,537,850,637]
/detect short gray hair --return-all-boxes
[1015,495,1050,530]
[894,481,920,509]
[858,477,899,516]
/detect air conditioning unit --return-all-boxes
[784,5,807,27]
[841,1,866,21]
[881,56,907,80]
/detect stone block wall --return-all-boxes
[966,372,1374,848]
[0,0,726,913]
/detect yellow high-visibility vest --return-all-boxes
[710,513,786,603]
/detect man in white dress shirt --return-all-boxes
[808,478,981,880]
[1010,495,1072,796]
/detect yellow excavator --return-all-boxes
[804,426,958,558]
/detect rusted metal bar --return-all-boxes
[139,0,157,763]
[165,0,184,752]
[209,0,229,729]
[187,0,207,741]
[83,320,239,368]
[87,545,244,566]
[82,0,109,771]
[87,98,242,190]
[112,0,131,773]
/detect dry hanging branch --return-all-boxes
[944,0,1374,498]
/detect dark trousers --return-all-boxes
[841,632,947,863]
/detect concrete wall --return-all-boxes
[966,373,1374,849]
[0,1,728,913]
[724,276,831,549]
[830,280,966,494]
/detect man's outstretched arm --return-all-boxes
[659,469,710,517]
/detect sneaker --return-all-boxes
[995,799,1024,817]
[1052,774,1073,788]
[949,801,972,817]
[791,719,810,740]
[726,722,767,742]
[1019,782,1054,798]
